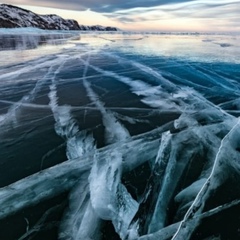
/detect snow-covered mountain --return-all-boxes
[0,4,118,31]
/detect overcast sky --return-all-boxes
[2,0,240,32]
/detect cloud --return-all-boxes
[4,0,197,12]
[170,1,240,19]
[89,0,197,12]
[115,17,136,23]
[104,1,240,23]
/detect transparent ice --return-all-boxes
[0,29,240,240]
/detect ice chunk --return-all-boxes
[66,131,95,160]
[174,113,198,130]
[172,118,240,239]
[148,129,205,233]
[59,172,101,240]
[0,159,91,220]
[174,178,207,215]
[89,151,122,220]
[89,150,139,239]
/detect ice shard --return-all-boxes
[59,172,101,240]
[172,118,240,239]
[0,125,167,220]
[89,150,139,239]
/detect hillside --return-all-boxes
[0,4,118,31]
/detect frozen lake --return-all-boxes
[0,29,240,240]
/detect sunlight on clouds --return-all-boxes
[123,18,206,32]
[104,0,240,32]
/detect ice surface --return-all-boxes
[1,32,240,240]
[81,55,130,144]
[0,27,80,50]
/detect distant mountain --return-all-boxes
[0,4,118,31]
